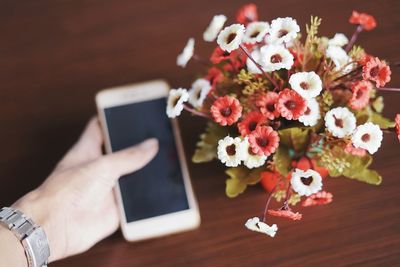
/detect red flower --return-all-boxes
[289,48,304,68]
[256,92,280,120]
[292,156,329,179]
[362,57,391,88]
[349,11,377,31]
[210,96,242,126]
[268,209,302,221]
[348,80,372,110]
[358,53,374,65]
[302,191,333,207]
[248,126,279,156]
[261,171,281,192]
[276,89,307,120]
[345,143,367,157]
[395,114,400,142]
[236,3,258,25]
[237,111,266,136]
[206,67,225,91]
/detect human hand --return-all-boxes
[13,118,159,262]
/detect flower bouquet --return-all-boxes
[167,4,399,237]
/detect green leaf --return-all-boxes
[372,96,384,113]
[273,146,292,176]
[192,122,227,163]
[278,127,311,152]
[225,167,263,198]
[344,168,382,185]
[369,112,395,129]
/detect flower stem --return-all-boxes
[345,25,363,53]
[377,87,400,92]
[239,44,279,90]
[183,105,209,118]
[262,183,278,222]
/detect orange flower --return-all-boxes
[236,3,258,25]
[268,209,302,221]
[260,171,281,192]
[237,111,266,136]
[395,114,400,142]
[302,191,333,207]
[348,80,372,110]
[205,67,224,91]
[292,156,329,179]
[276,89,307,120]
[362,57,391,88]
[248,126,280,156]
[256,92,280,120]
[210,96,242,126]
[349,11,377,31]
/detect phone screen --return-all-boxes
[103,97,189,223]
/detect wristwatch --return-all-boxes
[0,207,50,267]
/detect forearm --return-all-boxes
[0,226,28,267]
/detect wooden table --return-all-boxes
[1,0,399,266]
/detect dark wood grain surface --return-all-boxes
[1,0,399,266]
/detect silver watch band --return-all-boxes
[0,207,50,267]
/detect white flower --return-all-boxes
[299,98,321,127]
[289,71,323,99]
[259,45,294,71]
[166,88,189,118]
[351,122,383,154]
[266,17,300,45]
[246,48,263,74]
[241,137,267,169]
[243,21,270,44]
[176,38,195,68]
[326,45,352,72]
[203,15,227,42]
[245,217,278,237]
[328,33,349,47]
[290,169,323,197]
[188,79,211,108]
[324,107,356,138]
[217,24,245,52]
[217,136,246,167]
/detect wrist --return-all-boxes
[12,190,60,263]
[0,226,28,267]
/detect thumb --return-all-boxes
[91,138,159,185]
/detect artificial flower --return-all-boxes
[261,171,281,192]
[236,3,258,25]
[298,97,321,127]
[211,96,243,126]
[324,107,356,138]
[166,88,189,118]
[217,136,245,167]
[243,21,270,44]
[260,45,294,71]
[241,137,268,168]
[291,168,323,196]
[344,142,367,157]
[256,92,280,120]
[351,122,383,154]
[176,38,195,68]
[326,45,352,72]
[349,10,377,31]
[206,67,224,91]
[237,111,266,136]
[395,114,400,142]
[248,126,280,157]
[266,17,300,45]
[289,71,323,99]
[268,209,302,221]
[244,217,278,237]
[246,48,263,74]
[188,78,212,108]
[328,33,349,47]
[217,24,245,52]
[302,191,333,207]
[362,57,391,88]
[203,14,227,42]
[276,88,307,120]
[292,156,329,179]
[348,80,371,110]
[210,47,234,64]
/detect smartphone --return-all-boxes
[96,80,200,241]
